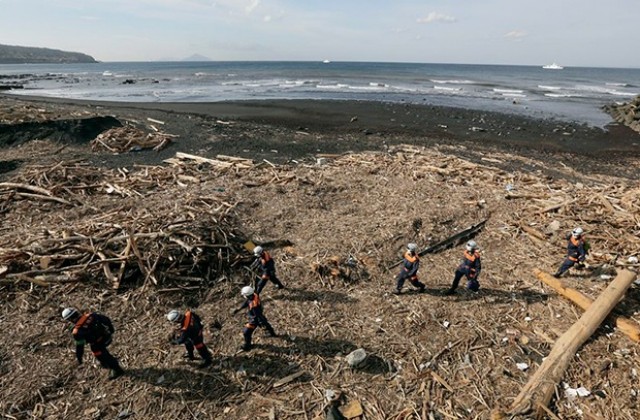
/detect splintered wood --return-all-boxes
[91,125,176,153]
[1,144,640,420]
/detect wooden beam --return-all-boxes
[535,269,640,343]
[506,269,636,418]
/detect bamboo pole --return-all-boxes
[506,269,637,418]
[535,269,640,342]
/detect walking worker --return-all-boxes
[252,245,285,294]
[232,285,277,351]
[61,307,125,380]
[554,227,587,278]
[393,243,426,295]
[444,240,482,295]
[166,309,212,368]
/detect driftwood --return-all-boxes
[91,125,175,153]
[535,268,640,342]
[506,269,637,418]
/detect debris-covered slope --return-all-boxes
[1,142,640,419]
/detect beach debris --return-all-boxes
[505,269,637,418]
[91,125,176,153]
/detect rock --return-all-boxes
[345,348,368,368]
[547,220,561,233]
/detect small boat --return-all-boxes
[542,63,563,70]
[322,59,331,64]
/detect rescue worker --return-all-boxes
[61,307,125,380]
[444,240,481,295]
[553,227,587,278]
[252,245,285,294]
[393,243,426,295]
[166,309,212,368]
[232,285,277,351]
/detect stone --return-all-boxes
[345,348,368,368]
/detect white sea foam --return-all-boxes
[538,85,562,90]
[434,85,462,91]
[605,82,629,87]
[431,79,475,84]
[607,90,637,97]
[493,88,523,94]
[501,93,526,98]
[545,93,579,98]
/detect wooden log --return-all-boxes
[388,220,487,269]
[535,269,640,342]
[507,269,637,418]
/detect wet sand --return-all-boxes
[2,93,640,179]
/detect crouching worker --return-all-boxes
[62,307,125,380]
[232,286,277,351]
[554,227,587,278]
[393,243,425,295]
[444,240,481,295]
[166,309,212,368]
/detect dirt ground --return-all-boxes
[1,94,640,420]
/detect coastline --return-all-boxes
[2,92,640,179]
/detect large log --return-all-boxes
[387,219,487,269]
[535,269,640,342]
[507,269,637,418]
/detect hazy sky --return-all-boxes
[1,0,638,67]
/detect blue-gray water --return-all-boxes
[2,61,639,127]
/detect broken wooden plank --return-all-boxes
[273,370,306,388]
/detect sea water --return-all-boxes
[1,61,639,127]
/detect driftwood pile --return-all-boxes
[2,144,640,420]
[0,155,257,291]
[91,125,176,153]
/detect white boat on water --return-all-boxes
[323,59,331,64]
[542,63,563,70]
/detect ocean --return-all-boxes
[1,61,639,127]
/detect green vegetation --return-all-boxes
[0,43,97,64]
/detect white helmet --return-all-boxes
[466,240,478,252]
[407,243,418,252]
[167,309,182,323]
[241,286,254,298]
[253,246,263,256]
[62,307,79,321]
[572,227,584,238]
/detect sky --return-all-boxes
[1,0,639,68]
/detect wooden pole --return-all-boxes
[535,269,640,343]
[507,269,637,418]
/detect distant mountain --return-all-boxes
[0,43,97,64]
[181,54,211,62]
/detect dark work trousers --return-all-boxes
[449,270,480,292]
[256,275,284,294]
[395,274,425,292]
[90,337,122,372]
[555,258,578,277]
[184,334,212,362]
[243,320,276,348]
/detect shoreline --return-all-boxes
[2,93,640,179]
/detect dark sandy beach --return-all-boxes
[2,93,640,179]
